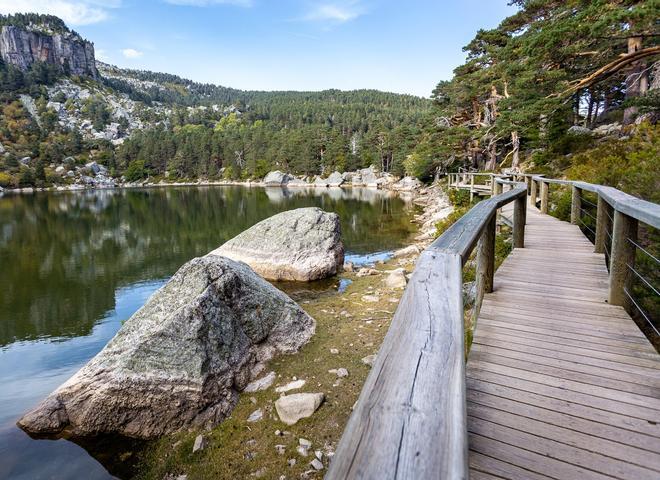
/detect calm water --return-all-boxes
[0,186,417,479]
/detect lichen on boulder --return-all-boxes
[17,255,315,439]
[210,207,344,282]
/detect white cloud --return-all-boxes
[121,48,143,59]
[303,1,364,23]
[0,0,121,26]
[164,0,252,6]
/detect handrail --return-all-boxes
[529,176,660,229]
[327,184,527,479]
[527,174,659,330]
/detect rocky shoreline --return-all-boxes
[0,166,424,196]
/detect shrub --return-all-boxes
[124,159,148,182]
[0,171,14,187]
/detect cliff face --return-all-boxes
[0,25,97,79]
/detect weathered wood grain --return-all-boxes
[326,251,468,479]
[608,209,639,307]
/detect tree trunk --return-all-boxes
[623,36,646,125]
[585,89,595,126]
[511,131,520,170]
[485,138,497,171]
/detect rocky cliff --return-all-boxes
[0,25,97,79]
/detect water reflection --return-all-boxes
[0,186,416,346]
[0,186,417,479]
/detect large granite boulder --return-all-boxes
[17,256,315,439]
[263,171,293,186]
[210,207,344,282]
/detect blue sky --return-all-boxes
[0,1,517,97]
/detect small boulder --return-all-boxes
[210,208,344,282]
[17,256,315,439]
[567,125,592,136]
[361,354,376,366]
[193,434,207,453]
[275,393,324,425]
[385,268,407,289]
[55,165,66,175]
[247,409,263,423]
[392,245,420,258]
[336,368,349,378]
[326,171,344,187]
[356,268,379,277]
[392,176,422,191]
[85,161,100,175]
[310,459,324,470]
[275,379,306,393]
[592,122,622,137]
[314,176,329,187]
[244,371,276,393]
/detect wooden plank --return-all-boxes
[469,432,613,480]
[469,416,659,480]
[467,388,660,453]
[475,323,659,360]
[470,451,549,480]
[470,348,660,400]
[473,329,660,371]
[476,318,655,352]
[466,376,660,438]
[468,402,660,471]
[467,365,660,421]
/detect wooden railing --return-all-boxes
[530,175,660,320]
[326,182,528,479]
[328,171,659,479]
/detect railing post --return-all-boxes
[594,195,610,254]
[494,180,503,196]
[470,174,475,202]
[513,195,526,248]
[571,185,582,225]
[540,181,549,214]
[475,212,496,320]
[608,210,638,307]
[530,179,538,207]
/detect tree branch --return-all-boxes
[552,46,660,98]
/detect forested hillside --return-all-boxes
[0,13,430,188]
[407,0,658,200]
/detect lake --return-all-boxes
[0,186,417,480]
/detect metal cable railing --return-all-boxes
[625,230,660,341]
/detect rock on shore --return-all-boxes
[210,207,344,282]
[17,256,315,439]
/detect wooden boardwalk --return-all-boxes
[467,205,660,479]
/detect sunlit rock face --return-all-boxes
[17,255,315,439]
[0,26,97,78]
[210,207,344,282]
